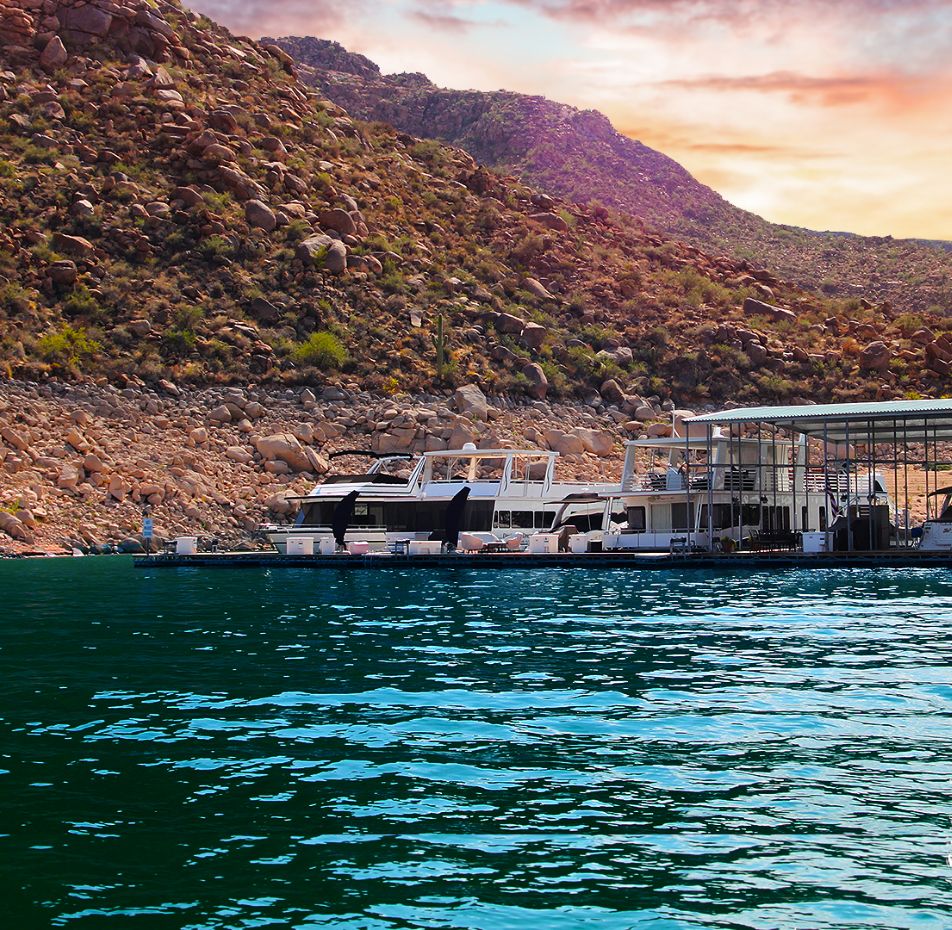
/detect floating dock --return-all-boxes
[134,549,952,570]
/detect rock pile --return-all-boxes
[0,379,693,554]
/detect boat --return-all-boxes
[590,432,896,553]
[917,486,952,551]
[262,444,617,553]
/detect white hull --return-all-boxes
[919,522,952,551]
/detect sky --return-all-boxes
[193,0,952,241]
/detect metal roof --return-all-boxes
[686,399,952,442]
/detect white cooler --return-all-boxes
[175,536,198,555]
[569,535,590,554]
[801,531,830,553]
[319,536,337,555]
[347,541,370,555]
[408,540,442,556]
[528,533,559,554]
[287,537,313,556]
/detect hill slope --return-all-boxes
[274,36,952,315]
[0,0,949,412]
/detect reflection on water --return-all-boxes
[1,561,951,928]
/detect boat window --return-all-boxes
[512,511,535,529]
[671,503,696,532]
[493,510,511,529]
[627,506,646,532]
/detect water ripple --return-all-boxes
[1,561,951,928]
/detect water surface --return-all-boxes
[1,560,951,928]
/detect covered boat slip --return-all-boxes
[679,399,952,553]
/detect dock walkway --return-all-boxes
[134,550,952,570]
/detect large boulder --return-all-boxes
[600,379,626,407]
[742,297,795,323]
[519,322,547,351]
[859,341,891,372]
[544,429,585,455]
[453,384,489,421]
[245,199,276,232]
[495,312,525,334]
[0,511,32,543]
[39,36,67,71]
[572,427,614,457]
[522,362,548,400]
[254,433,327,473]
[297,235,347,274]
[319,208,357,238]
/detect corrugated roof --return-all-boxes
[685,399,952,442]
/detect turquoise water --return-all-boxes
[2,561,952,929]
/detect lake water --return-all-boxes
[2,560,951,929]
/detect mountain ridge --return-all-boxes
[272,35,952,314]
[0,0,949,412]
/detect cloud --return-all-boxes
[189,0,362,38]
[409,9,505,32]
[653,70,930,108]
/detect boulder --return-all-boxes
[1,426,30,452]
[245,199,276,232]
[742,297,795,323]
[297,235,347,274]
[495,312,525,334]
[57,463,84,491]
[600,379,626,407]
[572,427,614,457]
[524,277,554,300]
[49,260,78,286]
[859,341,891,372]
[117,537,145,554]
[319,208,357,238]
[0,511,32,542]
[39,36,67,71]
[519,322,547,351]
[522,362,548,400]
[61,4,113,41]
[453,384,489,421]
[254,433,327,473]
[544,429,585,455]
[530,212,569,232]
[266,493,297,516]
[50,233,95,259]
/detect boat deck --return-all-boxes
[134,549,952,570]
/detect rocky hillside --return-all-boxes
[1,0,951,416]
[275,37,952,315]
[0,377,657,554]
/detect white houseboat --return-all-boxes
[594,432,894,553]
[263,444,617,554]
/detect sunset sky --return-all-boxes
[194,0,952,241]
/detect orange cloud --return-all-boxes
[653,70,935,109]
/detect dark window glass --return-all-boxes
[512,511,535,529]
[627,506,646,531]
[671,503,695,531]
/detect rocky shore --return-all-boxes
[0,379,690,555]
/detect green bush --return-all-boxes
[291,331,348,369]
[36,325,100,366]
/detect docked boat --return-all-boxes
[917,487,952,551]
[591,433,895,553]
[262,444,617,554]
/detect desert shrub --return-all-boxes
[290,330,347,369]
[895,312,925,336]
[62,284,98,317]
[160,306,203,358]
[198,235,235,261]
[37,325,100,366]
